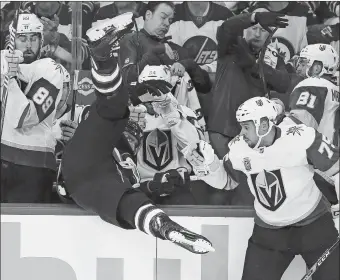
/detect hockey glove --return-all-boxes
[1,49,24,79]
[183,140,220,177]
[86,12,134,61]
[130,65,173,105]
[129,104,147,130]
[59,119,78,143]
[152,93,181,127]
[254,12,289,32]
[142,168,190,198]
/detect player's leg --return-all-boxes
[300,213,339,280]
[241,224,295,280]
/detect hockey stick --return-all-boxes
[300,236,340,280]
[0,3,21,140]
[258,27,278,99]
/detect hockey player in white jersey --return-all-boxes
[274,43,340,230]
[184,97,339,279]
[1,13,64,203]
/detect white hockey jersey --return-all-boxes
[171,72,209,141]
[288,77,339,145]
[137,105,202,182]
[1,58,63,170]
[202,123,339,227]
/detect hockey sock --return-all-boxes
[134,203,165,237]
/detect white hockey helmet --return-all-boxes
[236,97,278,137]
[138,65,171,84]
[299,44,339,76]
[10,13,44,57]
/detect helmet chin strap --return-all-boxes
[253,122,274,150]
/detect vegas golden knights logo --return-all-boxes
[143,129,173,171]
[251,170,287,211]
[319,44,326,51]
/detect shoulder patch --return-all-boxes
[286,125,304,136]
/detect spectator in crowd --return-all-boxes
[118,1,211,94]
[167,1,234,121]
[307,1,339,55]
[168,1,233,71]
[208,8,295,159]
[246,1,310,63]
[1,13,64,203]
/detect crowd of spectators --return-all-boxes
[1,1,339,206]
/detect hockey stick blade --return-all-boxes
[168,231,215,254]
[300,236,339,280]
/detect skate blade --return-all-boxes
[168,231,215,253]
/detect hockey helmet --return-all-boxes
[298,44,339,77]
[236,97,278,137]
[10,13,44,58]
[138,65,172,84]
[135,65,173,103]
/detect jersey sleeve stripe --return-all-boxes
[91,62,119,83]
[290,109,319,130]
[323,159,340,178]
[93,75,122,94]
[16,104,30,129]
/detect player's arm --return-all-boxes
[5,59,63,129]
[176,58,212,94]
[183,141,239,190]
[305,127,339,178]
[289,84,328,130]
[170,106,204,152]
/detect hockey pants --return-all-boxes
[242,212,339,280]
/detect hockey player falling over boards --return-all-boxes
[184,97,339,279]
[61,13,214,254]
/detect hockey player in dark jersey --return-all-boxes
[61,13,214,255]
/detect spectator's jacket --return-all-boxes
[1,58,63,170]
[119,29,211,93]
[208,13,302,138]
[167,2,233,68]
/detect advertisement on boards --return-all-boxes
[1,215,308,280]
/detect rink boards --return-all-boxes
[1,204,309,280]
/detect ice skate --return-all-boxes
[149,212,215,254]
